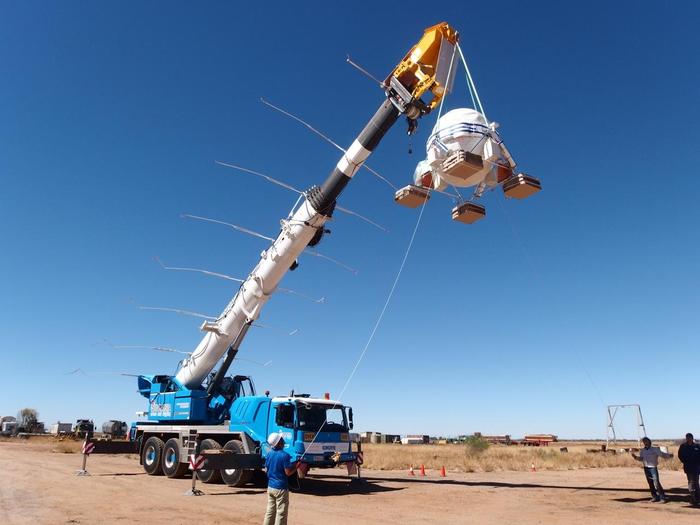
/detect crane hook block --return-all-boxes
[386,22,459,113]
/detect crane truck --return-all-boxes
[129,22,460,486]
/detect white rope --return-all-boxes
[336,195,428,399]
[457,43,488,124]
[299,192,430,460]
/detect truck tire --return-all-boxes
[197,438,222,484]
[221,439,253,487]
[162,438,189,478]
[142,436,165,476]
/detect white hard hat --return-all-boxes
[267,432,283,448]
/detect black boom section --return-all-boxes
[357,99,401,151]
[310,99,401,214]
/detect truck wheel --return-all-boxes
[142,437,165,475]
[163,438,189,478]
[221,439,253,487]
[197,439,222,484]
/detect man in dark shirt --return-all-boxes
[678,433,700,506]
[263,432,298,525]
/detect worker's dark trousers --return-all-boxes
[686,470,700,504]
[643,467,666,500]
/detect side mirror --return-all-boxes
[348,407,354,430]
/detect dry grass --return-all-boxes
[52,440,82,454]
[1,435,82,453]
[360,442,683,473]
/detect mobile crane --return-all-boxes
[130,23,461,486]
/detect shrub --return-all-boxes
[463,435,490,455]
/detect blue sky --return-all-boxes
[2,1,699,439]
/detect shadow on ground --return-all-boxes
[94,472,145,477]
[191,476,402,497]
[295,477,402,496]
[364,475,688,495]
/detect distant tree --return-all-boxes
[17,408,38,431]
[464,434,490,455]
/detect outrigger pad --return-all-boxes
[503,173,541,200]
[394,185,431,208]
[451,201,486,224]
[441,150,484,181]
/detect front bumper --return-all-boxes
[293,451,357,467]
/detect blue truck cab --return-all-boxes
[131,374,358,487]
[229,394,356,468]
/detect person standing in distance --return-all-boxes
[263,432,298,525]
[631,437,673,503]
[678,433,700,506]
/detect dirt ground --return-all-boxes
[1,441,698,525]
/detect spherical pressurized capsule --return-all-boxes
[414,108,514,191]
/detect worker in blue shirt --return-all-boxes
[263,432,299,525]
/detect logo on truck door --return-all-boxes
[149,399,172,417]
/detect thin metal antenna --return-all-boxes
[346,55,384,86]
[235,357,273,367]
[215,161,303,194]
[156,257,325,304]
[182,214,274,242]
[336,205,388,232]
[253,321,299,336]
[65,368,137,377]
[138,305,216,320]
[277,286,325,304]
[113,344,190,355]
[107,341,273,367]
[215,161,388,232]
[305,248,359,275]
[260,98,397,191]
[155,257,244,283]
[183,214,358,275]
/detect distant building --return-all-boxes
[402,434,429,445]
[359,431,401,444]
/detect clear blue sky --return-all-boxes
[2,1,699,439]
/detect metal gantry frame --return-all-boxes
[606,404,647,446]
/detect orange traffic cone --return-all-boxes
[409,465,415,476]
[420,464,426,476]
[440,465,446,477]
[530,462,536,472]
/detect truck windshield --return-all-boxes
[296,404,347,433]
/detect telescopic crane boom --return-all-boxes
[174,22,459,389]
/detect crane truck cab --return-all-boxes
[130,385,358,486]
[229,394,356,469]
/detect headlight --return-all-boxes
[340,433,349,442]
[303,432,315,442]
